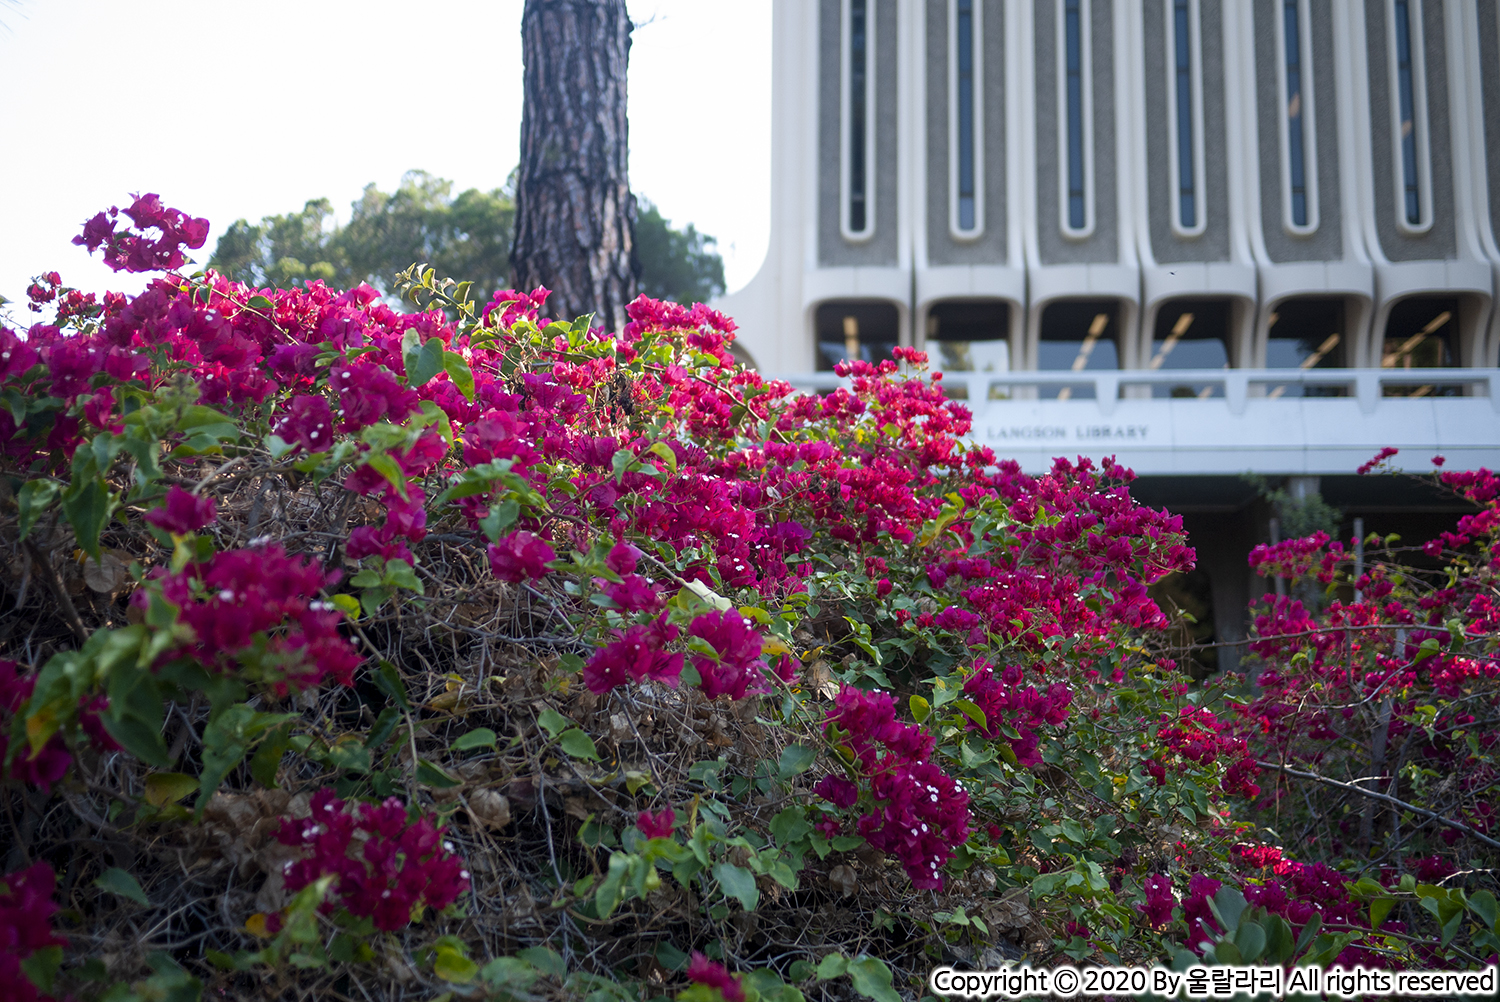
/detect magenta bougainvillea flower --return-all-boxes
[276,789,469,932]
[487,530,556,583]
[144,486,218,535]
[816,687,969,889]
[687,610,767,700]
[582,616,683,694]
[635,808,675,840]
[0,861,65,1002]
[685,952,745,1002]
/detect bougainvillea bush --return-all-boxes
[0,196,1495,1001]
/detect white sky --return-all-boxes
[0,0,771,306]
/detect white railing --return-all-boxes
[766,368,1500,417]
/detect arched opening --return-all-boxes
[1148,298,1231,398]
[1037,299,1119,399]
[925,299,1010,373]
[1264,296,1347,398]
[1381,296,1459,396]
[814,300,900,371]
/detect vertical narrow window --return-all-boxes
[949,0,984,238]
[1394,0,1421,226]
[1163,0,1204,237]
[1057,0,1093,237]
[1277,0,1319,233]
[1283,1,1307,225]
[842,0,876,240]
[956,0,975,230]
[1065,0,1086,230]
[1172,0,1196,229]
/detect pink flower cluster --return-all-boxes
[1151,706,1261,799]
[686,952,745,1002]
[583,615,684,693]
[0,862,65,1002]
[275,789,469,932]
[1357,446,1400,476]
[817,687,970,890]
[687,610,769,700]
[961,661,1072,767]
[1248,531,1333,581]
[143,485,218,535]
[73,193,209,274]
[0,662,71,792]
[488,530,556,583]
[636,808,676,840]
[137,544,359,696]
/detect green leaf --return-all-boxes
[479,499,520,542]
[1469,889,1498,931]
[373,661,410,709]
[846,956,902,1002]
[1233,920,1267,962]
[144,772,199,807]
[417,759,462,788]
[61,477,112,559]
[771,808,812,846]
[909,694,931,723]
[950,698,987,732]
[452,727,497,752]
[515,946,566,978]
[434,947,478,984]
[197,705,297,810]
[1370,896,1396,931]
[777,744,817,779]
[247,295,274,310]
[611,448,637,484]
[16,480,59,541]
[443,351,476,401]
[713,862,759,911]
[362,451,408,500]
[646,441,679,475]
[248,724,291,788]
[20,946,62,994]
[94,867,149,906]
[537,707,573,738]
[814,954,848,980]
[558,729,600,761]
[409,336,446,388]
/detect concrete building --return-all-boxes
[715,0,1500,668]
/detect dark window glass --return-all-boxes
[957,0,976,230]
[1283,1,1308,226]
[1038,300,1119,399]
[816,301,899,371]
[1065,0,1087,230]
[850,0,868,233]
[1382,297,1461,396]
[927,300,1009,374]
[1148,299,1229,397]
[1173,0,1196,228]
[1394,0,1421,225]
[1265,298,1348,397]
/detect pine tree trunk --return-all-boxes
[511,0,638,331]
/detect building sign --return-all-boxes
[985,423,1151,442]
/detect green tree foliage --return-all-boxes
[208,171,514,299]
[209,176,726,308]
[635,198,726,305]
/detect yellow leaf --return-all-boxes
[761,635,793,658]
[144,772,199,807]
[25,709,60,757]
[244,912,272,938]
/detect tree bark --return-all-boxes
[511,0,638,331]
